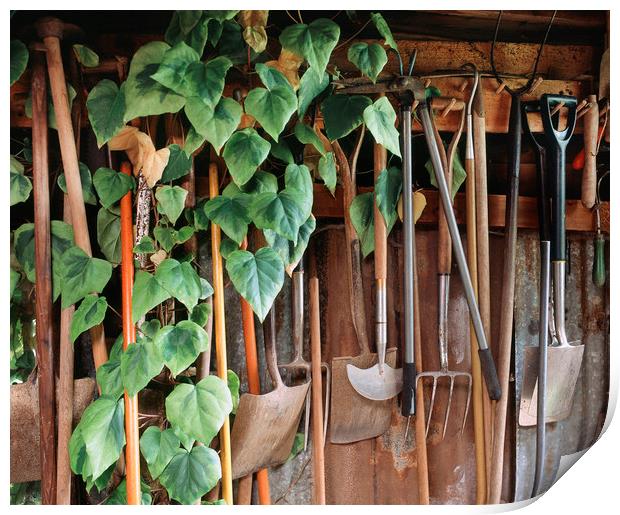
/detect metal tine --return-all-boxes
[425,376,439,437]
[320,362,330,445]
[442,377,455,440]
[303,380,311,451]
[461,374,473,436]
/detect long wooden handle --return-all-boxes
[41,34,108,369]
[209,163,233,505]
[309,278,326,505]
[373,144,387,282]
[31,50,57,505]
[120,161,141,505]
[581,95,599,209]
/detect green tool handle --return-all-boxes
[593,234,606,287]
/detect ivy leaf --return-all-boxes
[184,56,233,107]
[205,10,239,21]
[96,207,121,265]
[225,247,284,321]
[58,162,97,205]
[251,190,307,244]
[105,479,152,505]
[165,375,233,444]
[132,270,172,321]
[284,163,313,220]
[219,236,238,260]
[75,396,125,481]
[298,69,329,118]
[375,166,402,232]
[370,12,398,51]
[10,268,20,300]
[150,41,200,94]
[270,139,294,164]
[153,225,177,253]
[140,426,181,480]
[239,10,269,53]
[244,66,297,142]
[264,214,316,273]
[70,295,108,343]
[318,151,337,195]
[123,42,186,121]
[189,97,242,154]
[363,96,401,157]
[279,19,340,80]
[256,62,291,90]
[10,159,32,205]
[240,171,279,195]
[190,302,212,327]
[155,320,210,376]
[10,40,28,85]
[161,144,192,183]
[217,19,257,65]
[140,319,162,339]
[179,11,203,33]
[93,167,134,209]
[95,358,123,400]
[202,193,251,245]
[348,42,388,83]
[425,144,467,200]
[166,12,211,56]
[25,82,77,130]
[173,425,196,451]
[227,370,240,414]
[154,258,202,312]
[294,123,325,156]
[200,278,214,299]
[59,247,113,309]
[86,80,126,148]
[134,236,157,255]
[222,128,270,186]
[121,335,164,396]
[155,185,188,224]
[73,44,100,67]
[183,126,207,157]
[349,192,375,258]
[287,432,305,462]
[321,94,372,141]
[159,446,222,505]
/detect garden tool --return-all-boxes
[30,50,56,504]
[230,309,310,478]
[208,163,233,504]
[329,126,395,445]
[580,95,599,209]
[592,170,608,288]
[36,16,108,369]
[280,262,330,449]
[120,161,141,505]
[346,140,400,402]
[539,94,583,423]
[417,91,472,441]
[488,11,557,503]
[310,277,326,505]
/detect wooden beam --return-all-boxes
[311,185,609,234]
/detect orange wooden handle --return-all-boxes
[581,95,599,209]
[120,161,141,505]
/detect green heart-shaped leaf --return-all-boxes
[190,301,212,327]
[225,247,284,321]
[245,83,297,142]
[186,56,233,106]
[188,97,242,154]
[10,170,32,206]
[154,258,202,312]
[158,446,222,505]
[251,190,307,244]
[86,80,125,148]
[348,42,388,83]
[140,426,181,480]
[10,40,28,86]
[132,270,172,321]
[298,69,329,118]
[279,19,340,80]
[121,335,164,396]
[256,62,290,90]
[222,128,270,186]
[58,162,97,205]
[95,355,122,400]
[264,214,316,271]
[73,44,100,67]
[370,12,398,51]
[165,375,233,444]
[202,193,251,245]
[318,151,337,195]
[363,96,401,157]
[93,167,134,209]
[156,185,188,224]
[150,41,200,94]
[166,12,210,56]
[270,139,294,164]
[294,123,325,156]
[284,163,313,220]
[375,166,402,231]
[155,320,210,376]
[71,295,108,343]
[161,144,192,182]
[349,192,375,258]
[123,42,186,121]
[321,94,372,141]
[59,247,113,309]
[179,11,203,34]
[104,478,152,505]
[140,319,162,339]
[425,141,467,200]
[228,369,240,414]
[240,170,279,195]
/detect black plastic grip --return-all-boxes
[400,362,416,417]
[478,348,502,400]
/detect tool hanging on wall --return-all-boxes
[346,137,401,402]
[231,307,309,478]
[417,95,472,441]
[487,10,557,503]
[580,95,599,209]
[593,170,609,288]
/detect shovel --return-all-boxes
[346,140,400,401]
[230,308,310,478]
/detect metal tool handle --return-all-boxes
[263,309,284,389]
[401,105,416,416]
[292,269,305,361]
[417,103,501,401]
[539,94,577,262]
[532,240,551,497]
[374,142,388,370]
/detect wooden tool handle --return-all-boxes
[373,143,387,282]
[309,277,326,505]
[263,309,284,389]
[581,95,599,209]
